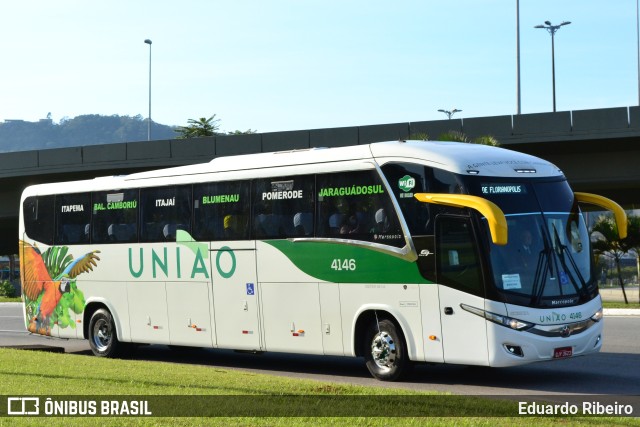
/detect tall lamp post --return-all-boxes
[437,109,461,120]
[534,21,571,112]
[516,0,521,115]
[144,39,152,141]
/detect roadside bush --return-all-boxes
[0,280,15,297]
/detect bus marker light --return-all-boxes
[428,335,437,341]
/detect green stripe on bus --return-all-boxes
[264,240,431,284]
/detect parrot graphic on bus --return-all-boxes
[20,240,101,336]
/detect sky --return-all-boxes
[1,1,638,134]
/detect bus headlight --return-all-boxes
[591,308,603,322]
[460,303,534,331]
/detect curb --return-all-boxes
[603,308,640,316]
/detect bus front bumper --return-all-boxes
[486,317,604,367]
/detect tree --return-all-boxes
[227,129,257,135]
[175,115,221,139]
[591,215,631,304]
[437,130,500,146]
[407,132,429,141]
[625,215,640,304]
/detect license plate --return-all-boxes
[553,346,573,359]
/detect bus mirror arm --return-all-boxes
[413,193,508,246]
[574,192,627,239]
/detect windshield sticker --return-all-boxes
[93,200,137,211]
[318,185,384,198]
[60,204,85,213]
[203,194,240,204]
[559,271,570,286]
[502,274,522,290]
[155,197,175,207]
[481,184,527,195]
[398,175,416,192]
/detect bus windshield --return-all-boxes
[466,178,595,308]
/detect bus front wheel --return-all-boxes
[88,308,127,358]
[363,318,409,381]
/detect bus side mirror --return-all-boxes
[574,192,627,239]
[414,193,508,246]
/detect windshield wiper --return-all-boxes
[531,225,554,306]
[551,224,588,298]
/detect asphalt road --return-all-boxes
[1,303,639,396]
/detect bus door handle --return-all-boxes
[444,307,454,315]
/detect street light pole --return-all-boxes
[516,0,521,115]
[437,109,462,120]
[535,21,571,112]
[144,39,152,141]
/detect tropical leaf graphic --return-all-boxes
[42,246,73,278]
[21,242,96,334]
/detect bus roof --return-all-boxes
[22,140,563,197]
[125,140,562,180]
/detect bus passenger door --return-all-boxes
[210,241,262,351]
[435,215,489,366]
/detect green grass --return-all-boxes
[0,348,638,426]
[0,296,20,303]
[603,301,640,309]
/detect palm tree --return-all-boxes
[437,131,500,146]
[175,115,221,139]
[408,132,429,141]
[625,215,640,303]
[591,215,631,304]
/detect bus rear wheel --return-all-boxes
[88,308,128,358]
[363,318,409,381]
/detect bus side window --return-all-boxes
[316,170,404,247]
[192,180,250,241]
[436,216,484,297]
[140,185,192,242]
[252,175,315,239]
[55,193,91,245]
[23,195,55,245]
[92,189,138,244]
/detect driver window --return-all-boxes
[436,216,484,297]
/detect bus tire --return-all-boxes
[363,318,409,381]
[88,308,127,358]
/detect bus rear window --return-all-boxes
[23,195,54,245]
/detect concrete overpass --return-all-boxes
[1,105,639,253]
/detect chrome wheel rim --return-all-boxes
[371,331,397,371]
[92,318,112,353]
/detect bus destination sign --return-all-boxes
[481,184,527,195]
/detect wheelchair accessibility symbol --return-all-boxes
[246,283,255,296]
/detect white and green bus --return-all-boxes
[19,140,626,381]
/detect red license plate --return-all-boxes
[553,346,573,359]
